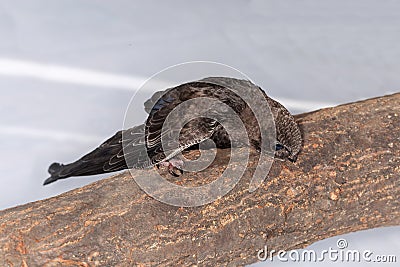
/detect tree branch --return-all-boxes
[1,93,399,266]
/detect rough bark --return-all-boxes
[0,93,399,267]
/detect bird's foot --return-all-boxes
[158,159,184,176]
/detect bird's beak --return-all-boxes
[288,154,298,162]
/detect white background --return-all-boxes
[0,1,398,266]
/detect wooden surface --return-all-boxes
[0,93,399,266]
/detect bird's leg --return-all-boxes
[158,159,184,177]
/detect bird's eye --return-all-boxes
[275,143,284,151]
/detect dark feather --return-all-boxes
[44,77,302,185]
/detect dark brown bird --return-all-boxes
[43,77,302,185]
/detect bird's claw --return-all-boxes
[158,159,184,176]
[169,165,183,177]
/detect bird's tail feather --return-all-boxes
[43,162,64,185]
[43,156,124,185]
[43,129,135,185]
[43,160,107,185]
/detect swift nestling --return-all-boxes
[43,77,302,185]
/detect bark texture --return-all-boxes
[0,93,399,266]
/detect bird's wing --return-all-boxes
[45,124,150,183]
[66,124,150,173]
[144,81,247,163]
[102,124,154,171]
[143,88,172,114]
